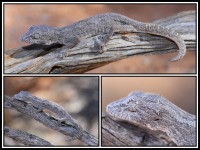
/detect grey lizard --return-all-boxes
[14,91,83,140]
[106,91,196,146]
[21,13,186,61]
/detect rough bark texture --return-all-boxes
[102,114,176,146]
[5,11,195,74]
[102,91,196,146]
[4,93,98,146]
[4,126,53,146]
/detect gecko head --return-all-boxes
[21,25,59,45]
[106,91,164,131]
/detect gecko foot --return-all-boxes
[93,36,106,53]
[56,48,68,59]
[93,32,114,53]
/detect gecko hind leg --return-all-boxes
[93,25,135,53]
[94,28,114,53]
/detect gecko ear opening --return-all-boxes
[153,116,160,121]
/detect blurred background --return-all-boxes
[4,77,99,146]
[4,4,196,73]
[102,77,196,115]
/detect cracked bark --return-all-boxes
[4,126,53,146]
[4,94,98,146]
[102,113,176,146]
[4,11,196,74]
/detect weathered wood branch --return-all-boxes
[102,113,176,146]
[4,94,98,146]
[5,11,196,73]
[102,90,196,146]
[4,126,53,146]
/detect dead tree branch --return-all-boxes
[4,126,53,146]
[102,113,176,146]
[4,93,98,146]
[5,11,195,73]
[102,90,196,146]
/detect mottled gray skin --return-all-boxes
[21,13,186,61]
[106,91,196,146]
[14,91,83,140]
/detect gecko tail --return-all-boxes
[169,49,186,62]
[136,23,187,62]
[157,26,187,62]
[169,39,187,62]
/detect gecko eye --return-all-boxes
[128,106,136,112]
[34,33,40,39]
[153,116,160,121]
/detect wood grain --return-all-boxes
[104,91,196,146]
[5,11,195,73]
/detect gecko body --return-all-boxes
[21,13,186,61]
[14,91,83,140]
[106,91,196,146]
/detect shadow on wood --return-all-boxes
[5,11,196,74]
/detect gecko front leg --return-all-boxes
[57,36,80,58]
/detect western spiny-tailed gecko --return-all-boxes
[14,91,83,140]
[106,91,196,146]
[21,13,186,61]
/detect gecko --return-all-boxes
[21,13,186,61]
[106,91,196,146]
[13,91,83,140]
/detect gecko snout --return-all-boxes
[21,34,27,42]
[21,33,32,43]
